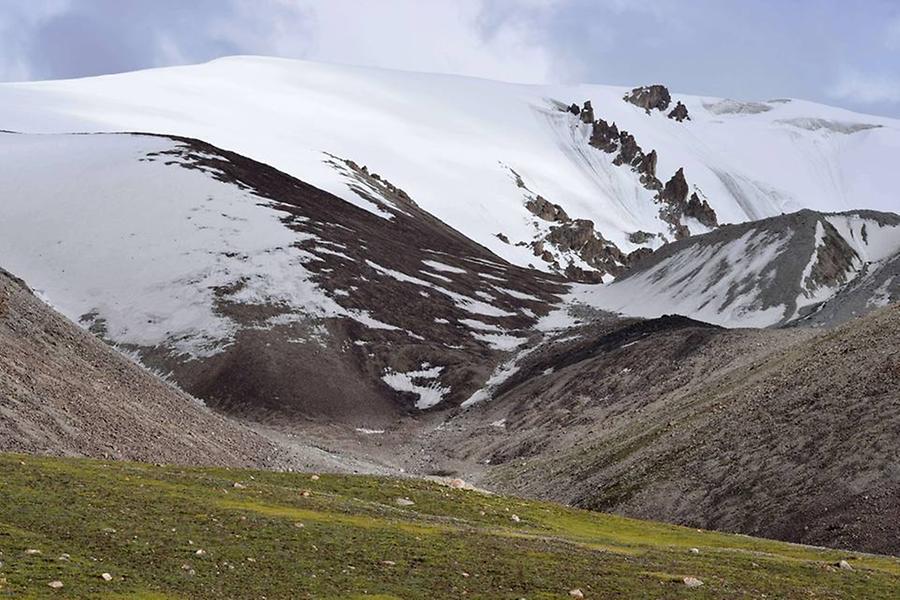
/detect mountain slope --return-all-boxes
[0,267,282,467]
[420,304,900,555]
[3,453,900,599]
[2,56,897,281]
[0,132,566,420]
[546,209,900,328]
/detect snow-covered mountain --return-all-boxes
[0,131,565,420]
[1,57,898,416]
[546,209,900,329]
[2,56,898,281]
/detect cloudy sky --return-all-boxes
[1,0,898,117]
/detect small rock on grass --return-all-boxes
[449,478,466,489]
[683,576,703,588]
[48,581,64,589]
[838,559,853,570]
[569,589,585,598]
[310,474,320,481]
[395,497,415,506]
[510,514,521,523]
[101,573,113,582]
[25,549,41,555]
[689,547,700,554]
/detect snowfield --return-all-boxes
[0,133,370,357]
[1,56,897,273]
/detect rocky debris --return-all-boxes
[525,196,569,223]
[683,576,704,588]
[448,478,466,489]
[689,547,700,554]
[569,589,585,598]
[668,101,690,122]
[579,100,595,124]
[624,85,672,113]
[232,482,246,489]
[510,514,521,522]
[25,549,41,555]
[395,497,415,506]
[838,560,854,570]
[101,573,113,582]
[48,581,64,589]
[0,267,289,468]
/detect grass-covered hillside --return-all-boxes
[1,454,898,599]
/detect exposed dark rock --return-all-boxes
[660,168,690,207]
[495,232,510,244]
[667,101,690,122]
[685,192,718,228]
[579,101,595,124]
[628,231,656,245]
[589,119,619,153]
[525,195,569,223]
[624,85,671,113]
[626,246,654,265]
[657,168,717,238]
[547,220,629,277]
[637,150,661,190]
[567,103,580,116]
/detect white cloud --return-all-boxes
[283,0,558,83]
[828,69,900,105]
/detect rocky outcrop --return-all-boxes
[624,85,671,113]
[657,168,718,238]
[525,195,569,223]
[589,120,662,192]
[628,231,656,245]
[667,101,690,122]
[579,100,595,124]
[572,99,718,240]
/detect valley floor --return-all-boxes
[1,454,899,599]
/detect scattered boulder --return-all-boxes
[838,559,854,570]
[101,573,113,582]
[232,482,246,489]
[683,576,704,588]
[624,85,672,113]
[511,514,521,522]
[448,478,466,489]
[495,232,510,244]
[569,589,585,599]
[689,547,700,554]
[567,103,580,116]
[48,581,64,589]
[395,497,415,506]
[668,101,690,122]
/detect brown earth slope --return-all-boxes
[0,268,286,468]
[420,306,900,555]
